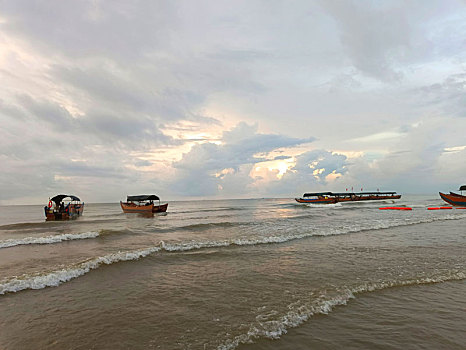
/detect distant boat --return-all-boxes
[44,194,84,221]
[295,191,401,204]
[120,194,168,213]
[439,185,466,206]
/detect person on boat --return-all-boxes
[59,202,65,213]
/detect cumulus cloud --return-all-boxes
[273,150,348,194]
[170,122,314,196]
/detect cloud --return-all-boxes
[340,117,466,193]
[18,94,74,130]
[321,1,410,81]
[273,155,291,161]
[1,1,466,203]
[0,1,175,60]
[7,93,177,146]
[416,73,466,118]
[170,122,314,196]
[280,150,348,189]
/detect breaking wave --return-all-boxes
[1,213,465,295]
[0,247,161,295]
[217,271,466,350]
[0,231,100,249]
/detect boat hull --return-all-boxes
[439,192,466,206]
[295,194,401,204]
[295,198,336,204]
[120,201,168,213]
[44,203,84,221]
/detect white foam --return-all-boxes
[1,213,465,296]
[218,292,354,350]
[159,240,230,251]
[305,202,342,208]
[0,246,161,295]
[217,271,466,350]
[0,231,100,249]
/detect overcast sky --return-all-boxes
[1,0,466,204]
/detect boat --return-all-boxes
[120,195,168,213]
[295,191,401,204]
[439,185,466,206]
[44,194,84,221]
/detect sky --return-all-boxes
[1,0,466,204]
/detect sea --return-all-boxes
[0,195,464,350]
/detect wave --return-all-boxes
[0,231,100,249]
[295,202,343,209]
[0,233,332,295]
[1,213,465,295]
[0,247,161,295]
[0,228,129,249]
[217,271,466,350]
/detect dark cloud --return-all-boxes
[273,155,291,161]
[9,94,177,146]
[416,73,466,117]
[52,64,210,122]
[18,94,74,130]
[0,99,28,121]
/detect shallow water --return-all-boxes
[240,280,466,349]
[0,195,464,349]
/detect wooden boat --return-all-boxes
[120,195,168,213]
[295,191,401,204]
[439,185,466,206]
[44,194,84,221]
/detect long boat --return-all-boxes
[44,194,84,221]
[295,191,401,204]
[439,185,466,206]
[120,194,168,213]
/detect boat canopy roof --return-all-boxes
[303,192,333,197]
[127,195,160,202]
[459,185,466,191]
[50,194,81,205]
[303,191,397,197]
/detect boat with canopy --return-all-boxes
[439,185,466,206]
[120,195,168,213]
[295,191,401,204]
[44,194,84,221]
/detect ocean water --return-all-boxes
[0,195,464,349]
